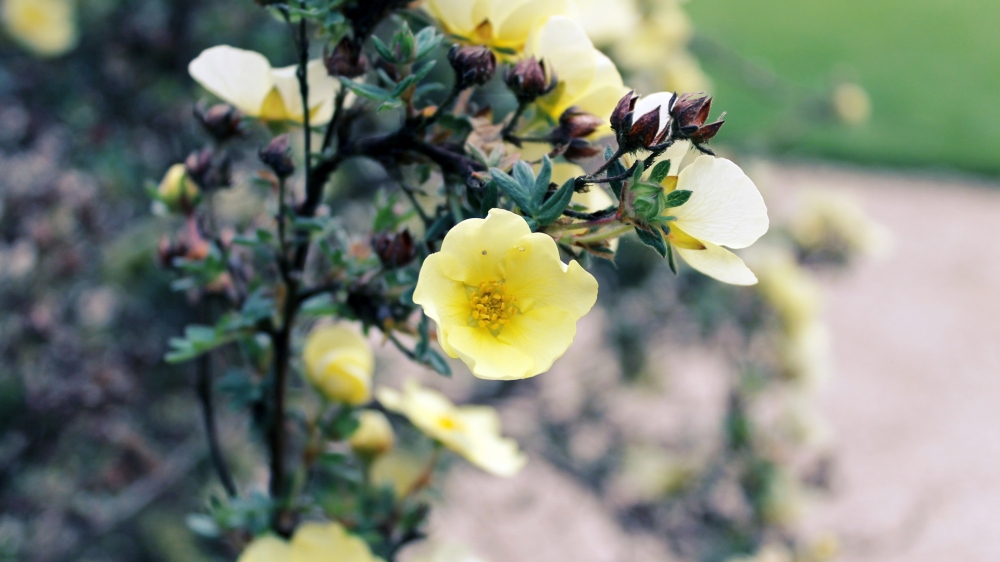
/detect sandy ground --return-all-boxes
[401,162,1000,562]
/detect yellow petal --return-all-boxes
[425,0,478,37]
[571,0,639,46]
[434,208,532,284]
[270,60,340,125]
[445,326,535,380]
[568,51,628,126]
[291,522,382,562]
[502,233,598,318]
[1,0,77,57]
[456,406,528,476]
[303,324,374,405]
[658,139,692,178]
[496,305,580,377]
[238,535,292,562]
[672,156,769,249]
[490,0,573,51]
[412,252,476,331]
[528,16,596,113]
[674,240,758,285]
[188,45,274,117]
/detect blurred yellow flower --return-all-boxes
[188,45,341,125]
[412,208,598,380]
[789,189,891,260]
[661,156,769,285]
[370,449,429,499]
[157,164,199,213]
[424,0,573,57]
[349,409,395,458]
[526,16,627,128]
[303,324,374,405]
[571,0,639,46]
[238,522,383,562]
[832,82,872,126]
[751,250,822,334]
[1,0,77,57]
[377,380,527,477]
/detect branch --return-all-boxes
[197,353,237,497]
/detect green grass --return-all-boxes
[685,0,1000,175]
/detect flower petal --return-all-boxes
[659,139,691,177]
[271,60,340,124]
[491,0,572,51]
[445,326,536,380]
[425,0,478,37]
[189,46,274,117]
[567,51,628,126]
[292,522,382,562]
[502,233,598,318]
[528,16,597,111]
[675,240,758,285]
[496,306,579,377]
[411,252,473,330]
[672,156,768,249]
[238,536,292,562]
[435,208,533,285]
[458,406,528,476]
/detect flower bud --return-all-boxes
[562,138,602,163]
[448,45,496,90]
[185,148,231,190]
[504,57,556,103]
[194,103,243,143]
[304,324,374,406]
[349,409,395,458]
[371,228,416,268]
[670,92,724,145]
[558,107,603,139]
[157,164,200,214]
[611,91,676,152]
[325,37,369,78]
[259,135,295,179]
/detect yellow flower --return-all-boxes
[370,449,429,499]
[349,409,395,458]
[377,380,527,477]
[425,0,573,57]
[660,155,769,285]
[788,189,891,260]
[412,208,598,380]
[238,522,383,562]
[832,82,872,126]
[571,0,639,47]
[188,45,341,124]
[525,16,627,127]
[157,164,199,213]
[1,0,77,57]
[751,250,822,334]
[303,324,374,405]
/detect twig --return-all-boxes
[197,353,237,497]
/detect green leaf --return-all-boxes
[664,189,692,208]
[421,348,452,377]
[532,156,553,209]
[650,160,672,184]
[605,146,627,198]
[490,167,534,214]
[665,240,679,275]
[536,178,575,225]
[371,35,395,62]
[634,226,668,257]
[479,180,499,216]
[338,78,391,101]
[512,161,536,193]
[414,26,443,60]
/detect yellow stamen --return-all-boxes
[467,279,518,334]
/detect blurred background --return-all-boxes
[1,0,998,561]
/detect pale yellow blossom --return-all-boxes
[157,164,199,213]
[832,82,872,126]
[751,250,822,334]
[370,449,429,499]
[377,380,526,477]
[238,522,383,562]
[189,45,341,124]
[412,208,598,380]
[660,156,769,285]
[303,324,374,405]
[349,410,395,458]
[570,0,639,46]
[1,0,77,57]
[424,0,573,57]
[789,189,891,260]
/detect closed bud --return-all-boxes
[350,410,395,458]
[194,103,243,143]
[259,135,295,179]
[558,107,603,139]
[325,37,369,78]
[448,45,496,90]
[185,148,231,190]
[612,91,676,153]
[371,228,416,268]
[563,138,603,163]
[157,164,200,214]
[670,92,724,145]
[504,57,556,103]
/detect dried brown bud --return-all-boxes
[504,57,556,103]
[609,90,637,136]
[185,147,232,190]
[562,138,603,163]
[558,107,603,139]
[671,92,724,145]
[325,38,369,78]
[195,103,243,143]
[610,91,676,152]
[371,229,416,268]
[448,45,496,90]
[259,135,295,179]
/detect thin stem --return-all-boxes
[197,353,237,497]
[322,88,349,153]
[276,177,290,278]
[544,215,621,235]
[420,83,463,132]
[572,224,633,245]
[500,101,528,144]
[398,181,431,226]
[297,4,312,198]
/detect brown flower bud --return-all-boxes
[611,91,676,152]
[194,103,243,143]
[562,138,603,163]
[371,228,416,268]
[259,135,295,179]
[504,57,557,103]
[670,92,724,145]
[448,45,496,90]
[325,37,369,78]
[558,107,603,139]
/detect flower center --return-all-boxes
[436,415,461,431]
[468,280,518,332]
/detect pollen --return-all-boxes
[469,280,518,332]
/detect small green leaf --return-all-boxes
[512,161,536,194]
[605,146,627,198]
[634,226,668,257]
[665,240,679,274]
[480,180,499,216]
[536,178,575,225]
[532,156,553,209]
[414,27,443,60]
[421,348,452,377]
[650,160,672,184]
[370,36,395,62]
[338,78,391,101]
[490,167,534,214]
[664,189,692,208]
